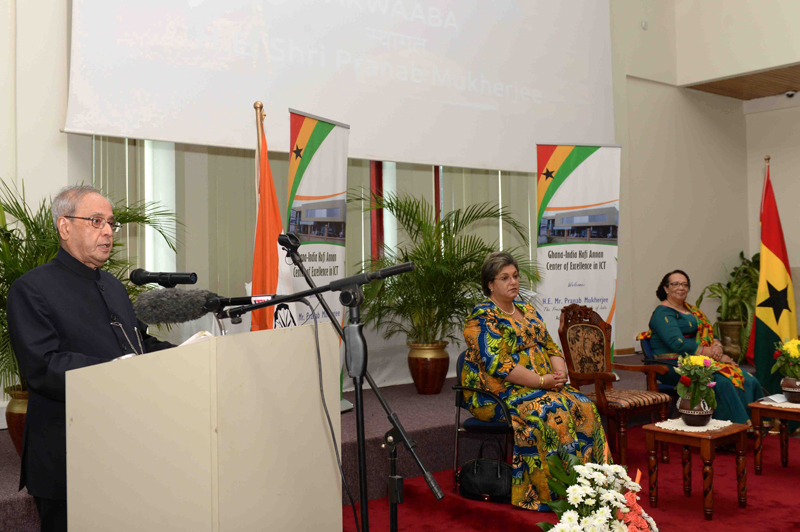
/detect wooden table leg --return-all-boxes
[682,445,692,497]
[660,403,670,463]
[701,440,714,521]
[781,419,789,468]
[752,408,763,475]
[736,432,747,509]
[646,431,658,507]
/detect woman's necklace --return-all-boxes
[666,300,688,314]
[490,297,516,316]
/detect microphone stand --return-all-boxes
[278,234,443,532]
[218,246,444,532]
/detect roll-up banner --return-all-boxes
[535,145,621,355]
[286,110,350,327]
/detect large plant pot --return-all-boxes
[408,342,449,395]
[781,377,800,403]
[717,320,745,359]
[4,386,28,457]
[678,397,713,427]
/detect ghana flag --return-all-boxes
[536,145,600,225]
[747,158,797,394]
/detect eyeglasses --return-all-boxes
[64,216,122,233]
[668,282,689,288]
[494,273,520,283]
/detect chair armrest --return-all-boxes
[611,363,670,392]
[568,372,614,413]
[612,363,670,376]
[452,385,513,429]
[570,371,616,383]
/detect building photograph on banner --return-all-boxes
[286,110,350,327]
[535,145,621,354]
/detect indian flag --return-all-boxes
[747,159,797,394]
[251,105,296,331]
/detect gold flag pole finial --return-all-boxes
[765,155,771,165]
[254,101,266,152]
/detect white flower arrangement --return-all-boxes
[538,460,659,532]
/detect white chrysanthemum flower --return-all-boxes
[574,464,589,475]
[625,480,641,492]
[551,523,573,532]
[603,491,627,508]
[584,498,597,506]
[594,506,613,522]
[611,520,628,532]
[561,510,580,526]
[567,485,586,505]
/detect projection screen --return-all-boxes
[64,0,614,172]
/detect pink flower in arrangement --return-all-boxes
[707,382,716,388]
[616,490,652,531]
[703,358,712,367]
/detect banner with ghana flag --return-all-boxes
[746,159,797,394]
[535,145,621,355]
[286,109,350,351]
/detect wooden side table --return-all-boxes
[749,401,800,474]
[643,422,748,521]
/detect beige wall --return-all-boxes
[1,0,93,205]
[676,0,800,85]
[611,0,752,348]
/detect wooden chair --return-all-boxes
[558,304,671,466]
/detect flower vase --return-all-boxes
[678,398,713,426]
[780,377,800,403]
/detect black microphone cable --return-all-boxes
[299,297,360,532]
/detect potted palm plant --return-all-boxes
[695,252,759,362]
[355,191,538,394]
[0,180,177,455]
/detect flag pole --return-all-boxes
[254,101,265,175]
[761,155,770,213]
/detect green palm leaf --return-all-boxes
[350,189,539,344]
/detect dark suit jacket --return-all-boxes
[7,247,173,499]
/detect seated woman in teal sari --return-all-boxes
[637,270,763,424]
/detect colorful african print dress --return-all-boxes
[461,299,608,510]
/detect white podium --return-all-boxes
[66,325,342,531]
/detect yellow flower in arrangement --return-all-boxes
[686,355,715,367]
[784,338,800,359]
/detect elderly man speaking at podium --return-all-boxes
[7,185,173,532]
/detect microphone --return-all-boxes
[134,288,275,324]
[328,262,415,292]
[134,288,215,325]
[130,269,198,288]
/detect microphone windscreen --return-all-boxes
[134,288,217,325]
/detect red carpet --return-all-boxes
[343,427,800,531]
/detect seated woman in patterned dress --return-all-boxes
[461,251,609,510]
[638,269,763,424]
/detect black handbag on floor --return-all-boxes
[458,438,512,503]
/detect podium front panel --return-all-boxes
[215,325,342,531]
[67,340,217,531]
[66,324,342,531]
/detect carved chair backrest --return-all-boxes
[558,304,613,388]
